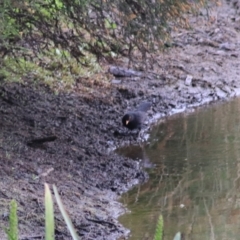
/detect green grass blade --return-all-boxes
[154,214,164,240]
[53,184,79,240]
[45,183,55,240]
[5,200,18,240]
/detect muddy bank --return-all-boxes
[0,82,148,239]
[0,0,240,239]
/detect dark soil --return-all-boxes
[0,82,148,239]
[0,1,240,239]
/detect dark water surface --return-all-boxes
[117,98,240,240]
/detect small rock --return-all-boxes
[111,79,122,84]
[219,42,235,51]
[185,75,193,86]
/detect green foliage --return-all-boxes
[0,2,19,40]
[35,0,64,19]
[105,19,117,30]
[0,0,216,89]
[5,200,18,240]
[0,48,101,92]
[154,214,164,240]
[45,184,55,240]
[53,185,79,240]
[4,188,181,240]
[45,184,80,240]
[4,184,80,240]
[0,0,213,64]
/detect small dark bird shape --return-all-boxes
[122,102,151,131]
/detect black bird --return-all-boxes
[122,102,151,131]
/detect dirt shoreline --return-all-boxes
[0,1,240,239]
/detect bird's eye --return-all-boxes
[126,120,129,125]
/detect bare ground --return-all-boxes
[0,0,240,239]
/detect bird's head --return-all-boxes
[122,114,133,127]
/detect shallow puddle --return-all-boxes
[117,98,240,240]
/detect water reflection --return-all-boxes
[118,98,240,240]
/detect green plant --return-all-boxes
[5,200,18,240]
[45,183,80,240]
[0,0,214,66]
[154,214,163,240]
[45,183,55,240]
[4,184,80,240]
[53,185,79,240]
[153,214,182,240]
[5,187,181,240]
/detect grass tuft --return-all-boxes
[154,214,164,240]
[5,200,18,240]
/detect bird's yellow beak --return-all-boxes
[126,120,129,125]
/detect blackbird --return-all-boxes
[122,102,151,131]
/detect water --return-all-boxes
[118,98,240,240]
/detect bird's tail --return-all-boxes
[137,101,151,112]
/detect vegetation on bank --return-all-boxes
[0,0,214,90]
[5,188,182,240]
[5,184,80,240]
